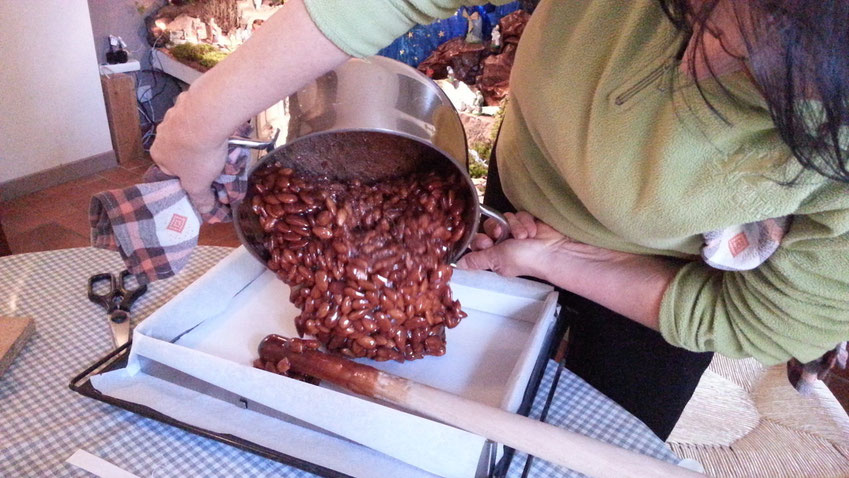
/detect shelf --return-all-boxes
[151,49,203,85]
[99,60,140,76]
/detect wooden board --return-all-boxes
[101,73,143,164]
[0,214,10,256]
[0,316,34,377]
[0,186,11,255]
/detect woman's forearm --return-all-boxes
[537,250,681,330]
[173,0,349,145]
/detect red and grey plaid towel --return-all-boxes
[700,217,847,392]
[89,143,250,284]
[701,217,791,271]
[787,342,849,394]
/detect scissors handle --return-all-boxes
[87,273,118,312]
[116,270,147,312]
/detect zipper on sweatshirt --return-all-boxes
[613,62,672,106]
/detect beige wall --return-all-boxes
[87,0,181,123]
[0,0,113,184]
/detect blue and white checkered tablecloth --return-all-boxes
[0,247,680,477]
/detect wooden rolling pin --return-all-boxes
[259,335,702,478]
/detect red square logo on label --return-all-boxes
[728,232,749,257]
[166,214,187,234]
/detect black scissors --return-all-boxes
[87,270,147,348]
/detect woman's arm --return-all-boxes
[151,0,349,212]
[151,0,501,213]
[541,244,680,331]
[456,212,680,329]
[458,211,849,364]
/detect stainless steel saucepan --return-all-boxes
[231,56,508,266]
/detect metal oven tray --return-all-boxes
[70,310,566,478]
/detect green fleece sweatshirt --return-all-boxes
[304,0,849,365]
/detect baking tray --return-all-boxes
[70,341,344,477]
[70,246,565,477]
[70,308,567,478]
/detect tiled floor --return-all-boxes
[0,156,240,254]
[1,158,847,415]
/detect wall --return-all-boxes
[89,0,160,67]
[87,0,181,125]
[0,0,114,186]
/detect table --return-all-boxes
[0,247,681,477]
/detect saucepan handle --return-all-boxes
[479,204,511,244]
[227,129,280,153]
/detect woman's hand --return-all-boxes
[456,211,634,280]
[149,0,349,214]
[457,211,680,330]
[456,211,560,277]
[150,92,229,214]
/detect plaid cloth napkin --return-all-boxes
[700,217,847,392]
[701,217,791,271]
[89,144,250,284]
[788,342,849,394]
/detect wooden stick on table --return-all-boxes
[0,317,35,377]
[259,335,703,478]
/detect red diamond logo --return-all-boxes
[728,232,749,257]
[167,213,188,234]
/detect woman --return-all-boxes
[151,0,849,439]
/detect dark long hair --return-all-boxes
[658,0,849,182]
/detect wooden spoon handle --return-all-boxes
[259,335,701,478]
[374,372,699,478]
